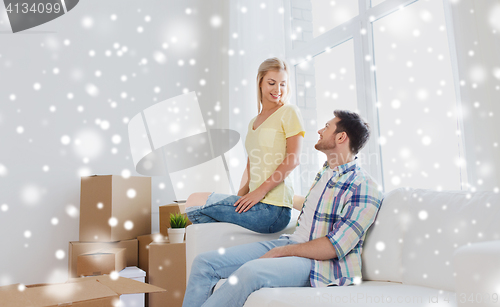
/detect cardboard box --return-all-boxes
[137,234,167,283]
[77,248,126,277]
[148,242,186,307]
[69,239,138,278]
[159,203,191,236]
[0,275,165,307]
[80,175,152,242]
[138,234,167,307]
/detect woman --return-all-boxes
[185,57,305,233]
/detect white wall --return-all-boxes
[0,0,229,286]
[447,0,500,191]
[228,0,287,138]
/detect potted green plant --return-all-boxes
[168,213,188,243]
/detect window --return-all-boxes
[293,40,358,194]
[373,0,463,191]
[285,0,466,193]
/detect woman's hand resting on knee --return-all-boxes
[233,188,267,213]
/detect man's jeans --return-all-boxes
[182,238,312,307]
[185,193,291,233]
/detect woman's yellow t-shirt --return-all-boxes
[245,104,305,208]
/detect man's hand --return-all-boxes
[233,189,266,213]
[261,237,338,261]
[260,246,292,259]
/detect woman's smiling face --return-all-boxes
[260,70,288,105]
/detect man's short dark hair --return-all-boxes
[333,110,370,155]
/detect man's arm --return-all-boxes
[260,237,337,261]
[262,179,383,261]
[292,195,305,211]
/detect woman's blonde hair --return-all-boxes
[256,57,291,113]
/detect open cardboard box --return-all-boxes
[0,275,165,307]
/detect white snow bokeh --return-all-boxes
[0,164,7,176]
[469,65,487,84]
[154,51,167,64]
[489,3,500,31]
[228,275,238,285]
[121,169,131,178]
[418,210,428,220]
[81,16,94,29]
[65,204,79,218]
[210,15,222,28]
[127,188,137,198]
[72,129,104,158]
[21,185,42,205]
[110,271,119,280]
[108,217,118,227]
[124,220,134,230]
[375,241,386,251]
[55,250,65,260]
[85,84,99,97]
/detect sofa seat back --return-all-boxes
[363,187,500,292]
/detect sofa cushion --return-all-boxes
[240,281,456,307]
[401,189,500,291]
[361,187,411,282]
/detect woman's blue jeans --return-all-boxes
[185,193,291,233]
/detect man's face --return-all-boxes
[315,117,339,151]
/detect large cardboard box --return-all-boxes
[159,203,191,236]
[69,239,138,278]
[80,175,152,242]
[0,275,165,307]
[77,248,126,276]
[148,242,186,307]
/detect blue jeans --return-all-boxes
[185,193,291,233]
[182,239,312,307]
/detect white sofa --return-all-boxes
[186,188,500,307]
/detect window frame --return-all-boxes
[283,0,468,191]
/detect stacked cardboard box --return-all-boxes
[70,175,152,278]
[137,203,190,307]
[73,175,189,307]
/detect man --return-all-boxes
[182,110,384,307]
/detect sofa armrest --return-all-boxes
[453,240,500,307]
[186,209,299,281]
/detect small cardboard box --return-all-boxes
[148,242,186,307]
[69,239,138,278]
[79,175,152,242]
[77,248,126,277]
[0,275,165,307]
[159,203,191,236]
